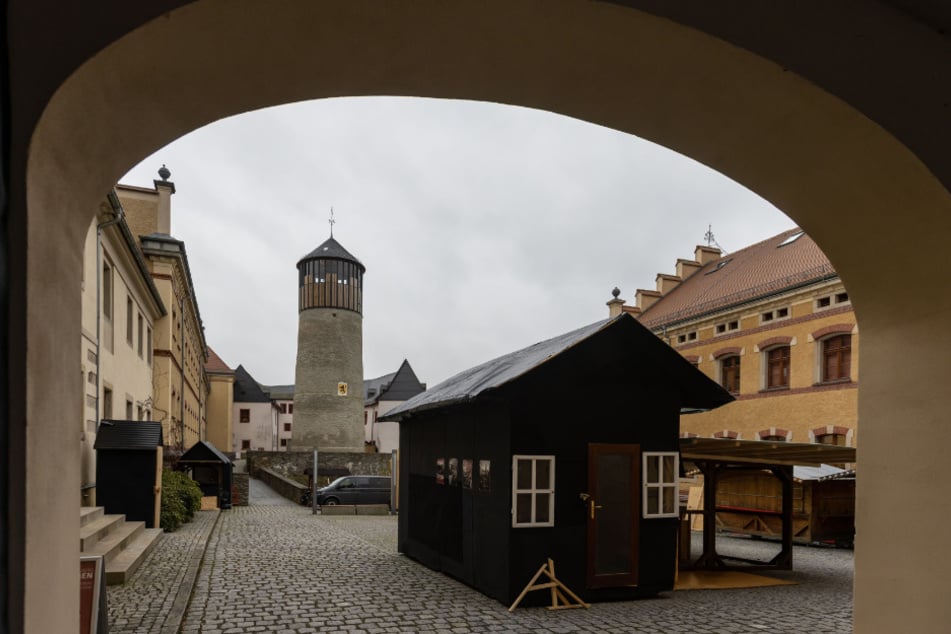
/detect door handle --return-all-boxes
[589,500,603,519]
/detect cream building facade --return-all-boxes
[80,192,166,505]
[117,172,209,454]
[615,228,857,448]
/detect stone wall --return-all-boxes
[248,450,392,487]
[293,309,364,452]
[232,472,249,506]
[257,468,308,505]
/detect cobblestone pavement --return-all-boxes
[106,509,219,634]
[111,480,853,633]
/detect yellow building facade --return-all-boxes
[204,347,235,455]
[616,229,857,448]
[117,173,209,454]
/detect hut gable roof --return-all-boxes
[233,365,271,403]
[94,420,163,449]
[179,440,232,464]
[383,314,733,421]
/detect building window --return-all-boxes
[765,346,791,389]
[512,455,555,528]
[816,433,846,446]
[137,405,144,421]
[822,334,852,382]
[643,452,679,518]
[835,292,850,305]
[102,387,113,419]
[279,403,287,414]
[816,295,832,309]
[102,261,114,352]
[126,296,134,346]
[241,440,251,450]
[761,435,787,442]
[280,439,288,447]
[720,355,740,394]
[284,423,291,432]
[125,399,133,419]
[239,408,250,423]
[288,404,294,414]
[761,307,790,323]
[137,313,144,358]
[715,320,739,335]
[676,331,698,344]
[147,327,153,363]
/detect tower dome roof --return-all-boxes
[297,236,365,272]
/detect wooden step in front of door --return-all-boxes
[80,507,164,585]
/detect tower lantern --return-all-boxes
[292,231,366,452]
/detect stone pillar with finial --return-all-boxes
[607,287,625,318]
[153,164,176,234]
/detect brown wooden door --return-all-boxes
[586,443,640,588]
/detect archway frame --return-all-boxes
[14,1,951,632]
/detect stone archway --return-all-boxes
[14,1,951,631]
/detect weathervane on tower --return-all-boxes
[329,207,336,238]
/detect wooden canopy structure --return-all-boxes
[680,437,857,570]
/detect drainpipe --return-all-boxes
[95,193,125,428]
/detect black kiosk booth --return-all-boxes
[94,420,163,528]
[177,440,233,510]
[383,314,733,605]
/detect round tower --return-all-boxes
[292,235,366,452]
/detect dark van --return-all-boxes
[315,475,391,506]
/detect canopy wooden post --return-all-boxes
[693,461,725,569]
[769,466,794,569]
[508,559,590,612]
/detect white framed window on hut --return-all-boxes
[643,452,679,518]
[512,455,555,528]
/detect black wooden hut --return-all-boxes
[382,314,733,605]
[94,420,163,528]
[177,441,233,510]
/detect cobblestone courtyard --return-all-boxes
[108,480,853,633]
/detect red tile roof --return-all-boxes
[638,228,836,329]
[204,346,234,373]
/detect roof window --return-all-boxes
[705,258,732,275]
[778,231,805,247]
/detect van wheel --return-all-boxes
[324,497,340,506]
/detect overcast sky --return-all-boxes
[121,97,795,388]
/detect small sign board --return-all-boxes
[80,555,108,634]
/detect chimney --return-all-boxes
[635,289,662,311]
[153,164,176,234]
[694,245,721,266]
[656,273,682,295]
[676,258,702,279]
[606,287,625,318]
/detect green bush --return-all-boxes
[160,470,203,532]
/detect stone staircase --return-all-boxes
[80,506,164,585]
